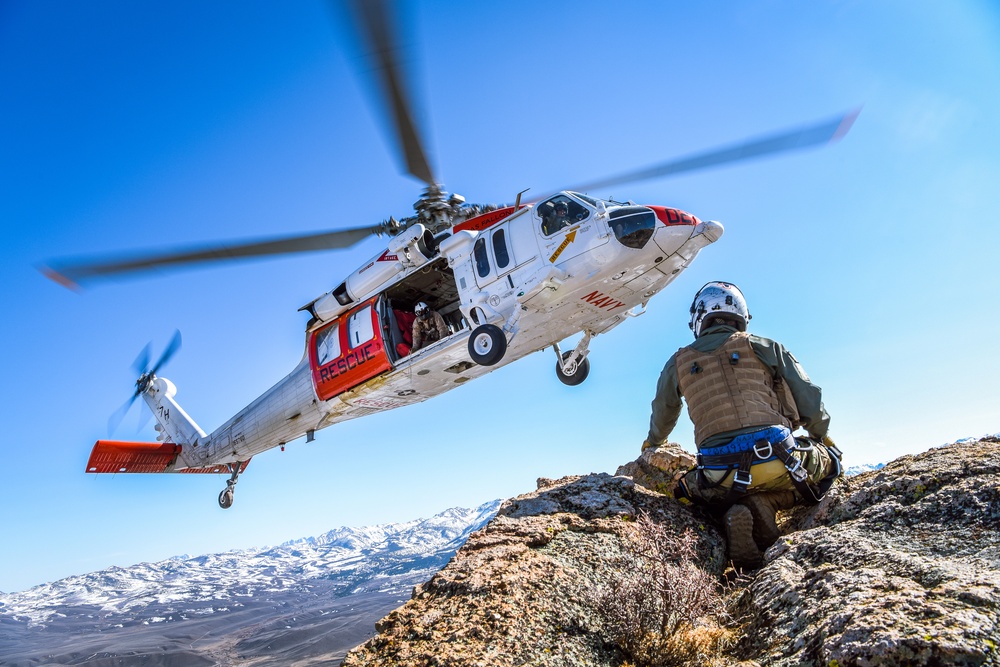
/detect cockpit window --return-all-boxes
[538,195,590,236]
[569,192,599,206]
[609,206,657,249]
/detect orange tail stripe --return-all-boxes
[86,440,180,474]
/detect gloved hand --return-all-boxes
[822,435,842,458]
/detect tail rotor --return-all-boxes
[108,331,182,434]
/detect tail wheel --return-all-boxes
[219,488,234,510]
[468,324,507,366]
[556,351,590,386]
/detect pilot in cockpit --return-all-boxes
[541,200,573,235]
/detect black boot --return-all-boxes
[724,504,762,569]
[741,490,797,552]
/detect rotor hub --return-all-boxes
[135,372,155,396]
[413,185,466,234]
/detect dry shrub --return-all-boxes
[596,512,733,667]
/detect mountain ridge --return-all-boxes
[0,500,501,666]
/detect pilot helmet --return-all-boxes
[415,301,429,317]
[688,281,750,338]
[555,201,569,214]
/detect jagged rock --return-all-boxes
[742,436,1000,666]
[615,443,697,495]
[343,438,1000,667]
[341,473,725,666]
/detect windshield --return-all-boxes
[567,191,620,208]
[568,192,599,206]
[608,206,656,249]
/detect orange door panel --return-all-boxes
[310,296,392,401]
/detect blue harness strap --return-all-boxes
[694,426,841,505]
[697,426,791,469]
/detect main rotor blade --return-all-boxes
[343,0,437,186]
[43,224,380,289]
[562,109,860,197]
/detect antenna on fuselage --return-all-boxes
[514,188,530,210]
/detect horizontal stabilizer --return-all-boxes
[87,440,180,473]
[86,440,249,474]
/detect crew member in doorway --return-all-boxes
[412,301,449,351]
[644,281,842,569]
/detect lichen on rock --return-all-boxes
[342,438,1000,667]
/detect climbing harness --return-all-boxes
[695,426,843,504]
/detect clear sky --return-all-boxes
[1,1,998,594]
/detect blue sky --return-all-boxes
[1,1,998,593]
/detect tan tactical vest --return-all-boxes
[675,332,795,447]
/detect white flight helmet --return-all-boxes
[688,281,751,338]
[415,302,429,316]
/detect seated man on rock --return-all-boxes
[644,281,842,568]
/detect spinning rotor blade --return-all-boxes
[342,0,437,186]
[43,224,380,288]
[560,109,860,197]
[131,343,152,377]
[109,330,181,434]
[149,329,182,378]
[108,394,139,435]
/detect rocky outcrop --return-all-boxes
[741,436,1000,666]
[343,438,1000,666]
[342,472,725,666]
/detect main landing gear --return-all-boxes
[468,324,507,366]
[218,462,245,509]
[553,332,592,386]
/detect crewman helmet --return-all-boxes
[688,281,750,338]
[415,302,429,317]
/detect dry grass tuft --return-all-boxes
[595,512,734,666]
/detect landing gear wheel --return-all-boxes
[468,324,507,366]
[556,351,590,386]
[218,461,244,509]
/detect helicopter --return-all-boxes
[46,0,857,509]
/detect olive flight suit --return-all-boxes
[647,323,840,565]
[412,310,450,351]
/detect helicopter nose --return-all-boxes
[697,219,724,243]
[649,206,700,227]
[648,211,722,256]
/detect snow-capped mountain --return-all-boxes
[0,501,501,666]
[844,462,885,476]
[841,434,1000,478]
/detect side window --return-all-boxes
[538,195,590,236]
[492,228,510,269]
[474,237,490,278]
[315,322,341,366]
[347,305,375,349]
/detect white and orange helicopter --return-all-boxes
[46,0,856,509]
